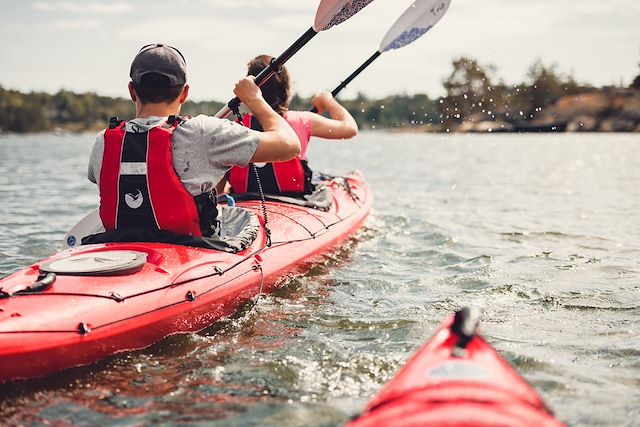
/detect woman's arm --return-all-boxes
[310,91,358,140]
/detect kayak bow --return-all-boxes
[348,307,565,427]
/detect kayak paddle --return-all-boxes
[215,0,376,119]
[312,0,451,112]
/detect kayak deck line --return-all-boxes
[250,183,369,245]
[0,266,258,334]
[176,180,369,282]
[241,184,366,236]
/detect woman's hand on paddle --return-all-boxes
[311,91,334,115]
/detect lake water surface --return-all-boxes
[0,132,638,426]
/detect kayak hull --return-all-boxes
[0,173,371,383]
[348,309,565,427]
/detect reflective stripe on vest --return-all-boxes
[99,119,203,237]
[228,114,307,194]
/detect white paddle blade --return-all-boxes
[314,0,375,32]
[379,0,451,52]
[63,208,105,249]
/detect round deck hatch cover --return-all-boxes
[40,251,147,276]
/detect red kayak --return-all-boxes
[0,172,370,383]
[348,308,565,427]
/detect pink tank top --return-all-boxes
[283,111,313,158]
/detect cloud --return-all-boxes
[194,0,315,13]
[6,0,640,100]
[114,16,285,46]
[52,19,102,30]
[32,1,133,14]
[270,12,318,32]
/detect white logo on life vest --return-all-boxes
[124,189,144,209]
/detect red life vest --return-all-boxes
[228,114,312,195]
[99,117,210,237]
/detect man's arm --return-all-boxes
[233,77,300,162]
[87,131,106,184]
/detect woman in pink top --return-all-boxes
[228,55,358,196]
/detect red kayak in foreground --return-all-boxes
[348,308,565,427]
[0,173,370,383]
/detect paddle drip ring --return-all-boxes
[270,58,283,74]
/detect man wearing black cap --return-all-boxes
[87,44,299,239]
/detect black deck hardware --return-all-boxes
[27,272,57,293]
[0,272,57,298]
[77,322,91,335]
[109,292,125,302]
[451,307,482,356]
[108,116,120,129]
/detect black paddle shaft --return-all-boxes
[331,50,382,97]
[310,50,381,113]
[228,27,319,113]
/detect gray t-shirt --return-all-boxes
[88,115,259,196]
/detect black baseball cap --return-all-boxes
[130,43,187,87]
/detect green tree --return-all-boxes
[441,57,501,129]
[504,59,587,122]
[528,61,578,106]
[632,62,640,89]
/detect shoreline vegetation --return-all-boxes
[1,57,639,134]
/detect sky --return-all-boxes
[0,0,639,102]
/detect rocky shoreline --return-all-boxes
[453,88,640,133]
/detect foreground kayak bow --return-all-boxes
[348,307,565,427]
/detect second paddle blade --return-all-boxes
[379,0,451,52]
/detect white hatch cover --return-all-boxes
[40,251,147,276]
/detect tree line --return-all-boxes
[1,58,639,133]
[0,87,224,133]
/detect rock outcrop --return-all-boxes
[453,88,640,133]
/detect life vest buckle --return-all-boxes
[108,116,120,129]
[165,115,183,128]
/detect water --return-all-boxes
[0,132,639,426]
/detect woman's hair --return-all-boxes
[247,55,290,114]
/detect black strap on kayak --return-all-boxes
[234,116,272,248]
[0,272,56,299]
[251,164,272,247]
[335,176,360,202]
[451,307,481,356]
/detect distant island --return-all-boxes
[1,57,639,134]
